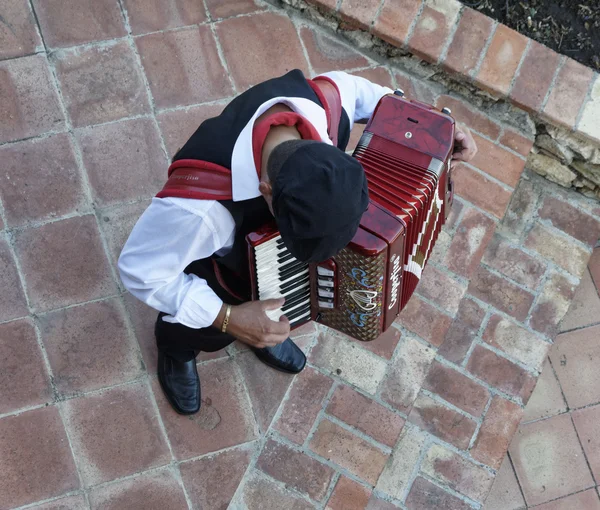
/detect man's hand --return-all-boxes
[226,299,290,349]
[451,125,477,169]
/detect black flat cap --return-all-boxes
[269,140,369,263]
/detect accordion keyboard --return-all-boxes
[254,235,312,326]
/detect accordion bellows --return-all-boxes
[247,92,455,341]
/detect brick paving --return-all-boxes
[1,1,600,509]
[485,248,600,509]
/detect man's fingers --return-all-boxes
[262,298,285,310]
[268,316,290,336]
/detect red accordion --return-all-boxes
[247,92,455,341]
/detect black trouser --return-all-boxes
[155,259,245,362]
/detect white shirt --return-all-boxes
[118,71,393,329]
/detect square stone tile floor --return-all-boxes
[485,247,600,509]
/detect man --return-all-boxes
[118,69,477,415]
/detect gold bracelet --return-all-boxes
[221,305,232,333]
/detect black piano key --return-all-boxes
[276,238,285,246]
[279,261,307,280]
[285,304,311,322]
[257,270,309,298]
[277,252,294,264]
[258,263,306,287]
[281,286,310,302]
[280,273,310,294]
[279,256,305,271]
[282,290,311,312]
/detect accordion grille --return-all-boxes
[319,245,387,342]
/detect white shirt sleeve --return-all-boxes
[317,70,394,128]
[118,197,236,329]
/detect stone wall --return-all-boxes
[531,125,600,200]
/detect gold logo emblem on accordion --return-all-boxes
[349,290,379,311]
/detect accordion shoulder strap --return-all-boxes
[309,76,343,147]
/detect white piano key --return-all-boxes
[255,244,287,258]
[255,253,302,272]
[254,236,281,251]
[257,261,307,278]
[265,308,284,321]
[259,289,285,300]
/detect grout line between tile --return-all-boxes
[269,428,381,496]
[292,20,316,78]
[461,161,516,192]
[317,471,341,510]
[438,5,464,65]
[11,490,89,510]
[436,352,526,409]
[506,38,531,98]
[140,376,195,510]
[0,127,70,148]
[403,0,426,48]
[559,319,600,335]
[505,451,529,507]
[242,467,319,507]
[401,431,434,504]
[225,357,267,508]
[471,21,498,78]
[323,412,393,454]
[369,0,386,31]
[575,73,599,130]
[468,396,493,451]
[0,50,47,63]
[204,0,239,95]
[419,472,482,508]
[540,55,566,112]
[302,379,339,450]
[547,355,572,412]
[420,388,482,424]
[156,97,234,116]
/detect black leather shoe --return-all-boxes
[157,352,201,415]
[253,338,306,374]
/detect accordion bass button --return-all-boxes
[394,89,405,97]
[441,107,452,115]
[318,300,334,309]
[317,266,335,277]
[317,278,334,288]
[318,288,334,299]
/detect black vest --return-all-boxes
[175,70,351,295]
